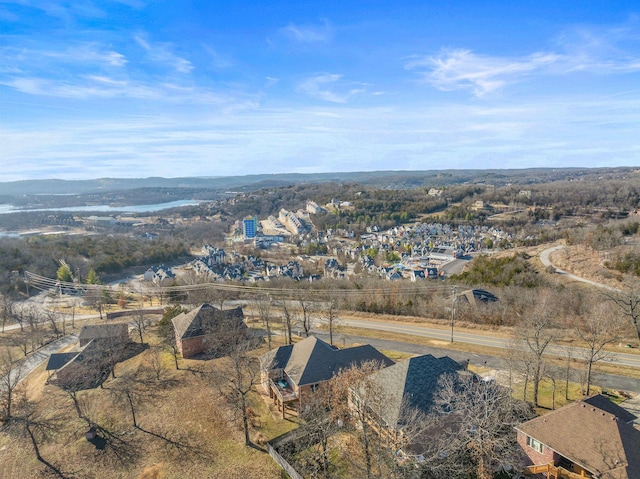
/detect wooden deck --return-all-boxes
[524,463,590,479]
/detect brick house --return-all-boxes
[171,303,245,359]
[260,336,393,418]
[515,395,640,479]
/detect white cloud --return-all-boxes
[279,21,332,43]
[134,34,193,73]
[0,75,231,103]
[5,96,639,181]
[408,21,640,97]
[406,49,560,96]
[298,73,367,103]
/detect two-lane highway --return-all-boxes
[336,317,640,369]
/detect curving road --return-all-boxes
[540,245,620,292]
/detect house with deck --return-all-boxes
[260,336,393,418]
[516,395,640,479]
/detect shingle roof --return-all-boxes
[516,397,640,479]
[261,336,394,387]
[171,303,245,340]
[365,354,463,428]
[46,352,79,370]
[583,394,637,424]
[78,323,128,342]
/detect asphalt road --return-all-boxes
[312,330,640,393]
[335,317,640,369]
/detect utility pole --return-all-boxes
[450,286,457,343]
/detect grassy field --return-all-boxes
[0,327,295,479]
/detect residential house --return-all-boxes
[410,270,426,282]
[260,336,394,418]
[351,354,464,449]
[171,303,246,358]
[516,395,640,479]
[47,325,132,390]
[143,265,176,285]
[78,323,129,347]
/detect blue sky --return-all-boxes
[1,0,639,181]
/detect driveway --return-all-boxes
[1,333,78,390]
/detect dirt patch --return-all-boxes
[549,244,640,290]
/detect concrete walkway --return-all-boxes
[620,393,640,426]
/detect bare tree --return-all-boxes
[331,360,390,479]
[419,373,533,479]
[131,309,147,344]
[109,370,159,429]
[604,286,640,346]
[296,387,342,479]
[576,301,622,395]
[0,347,25,421]
[0,294,14,333]
[145,346,167,381]
[42,308,62,339]
[280,300,295,345]
[321,297,340,346]
[514,292,555,407]
[255,296,273,349]
[210,323,261,446]
[298,296,315,337]
[158,304,185,370]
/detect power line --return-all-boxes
[24,270,454,299]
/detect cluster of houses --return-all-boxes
[42,302,640,478]
[143,264,176,286]
[178,218,518,285]
[186,245,307,282]
[259,334,640,478]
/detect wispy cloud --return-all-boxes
[406,49,560,96]
[298,73,366,103]
[1,43,127,69]
[3,97,640,181]
[0,75,234,104]
[408,21,640,97]
[202,45,234,69]
[279,20,332,43]
[134,34,193,73]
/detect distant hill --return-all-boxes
[0,167,634,197]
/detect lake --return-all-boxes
[0,199,202,215]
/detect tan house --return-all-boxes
[516,395,640,479]
[171,303,246,358]
[260,336,394,418]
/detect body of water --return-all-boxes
[0,199,202,215]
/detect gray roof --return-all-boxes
[171,303,245,340]
[261,336,393,387]
[78,323,128,342]
[46,352,79,371]
[365,354,463,428]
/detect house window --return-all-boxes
[310,383,319,392]
[526,435,544,454]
